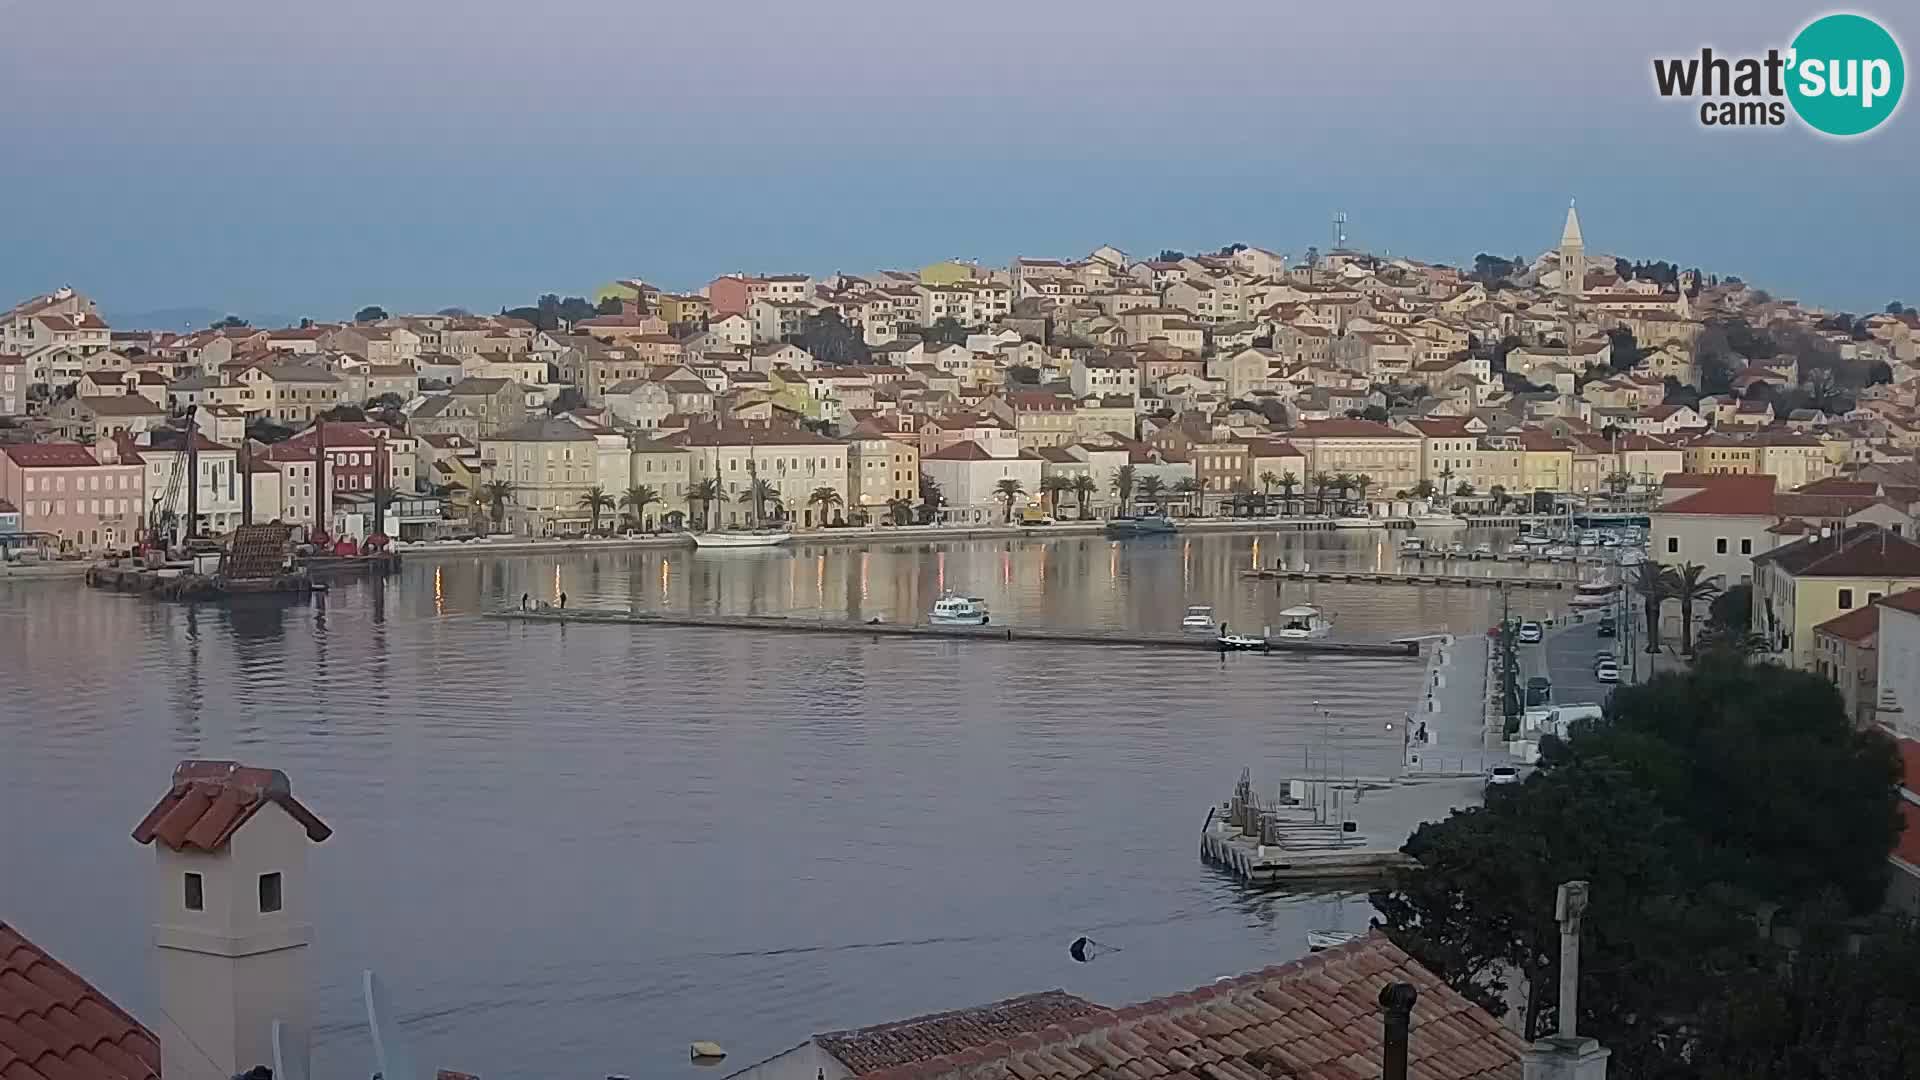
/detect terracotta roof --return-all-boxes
[2,445,102,468]
[1896,800,1920,867]
[809,990,1106,1076]
[859,935,1522,1080]
[1754,524,1920,578]
[131,759,332,853]
[924,441,1006,462]
[1657,476,1780,516]
[1880,590,1920,616]
[1813,603,1881,643]
[1288,419,1415,440]
[0,922,160,1080]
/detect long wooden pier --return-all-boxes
[488,607,1420,657]
[1241,568,1567,590]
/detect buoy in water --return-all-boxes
[1069,936,1120,962]
[691,1042,727,1062]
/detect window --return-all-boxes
[258,872,283,912]
[1716,538,1728,554]
[1839,588,1854,610]
[184,872,204,911]
[1871,592,1884,604]
[1667,537,1679,554]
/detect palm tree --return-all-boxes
[1453,481,1475,499]
[1633,561,1681,655]
[885,495,915,525]
[1228,480,1254,518]
[1136,474,1165,513]
[1259,471,1281,500]
[1310,472,1337,516]
[1039,474,1073,518]
[1278,471,1299,516]
[1350,473,1375,513]
[479,479,515,532]
[1330,473,1359,514]
[578,486,616,535]
[1410,479,1437,500]
[1111,464,1136,512]
[689,478,723,529]
[619,484,660,532]
[807,485,844,527]
[1172,476,1203,517]
[1070,474,1098,519]
[738,479,780,525]
[993,477,1026,524]
[1437,465,1456,504]
[1673,562,1723,657]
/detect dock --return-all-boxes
[1240,568,1567,590]
[1199,768,1484,883]
[488,608,1421,657]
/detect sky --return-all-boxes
[0,0,1913,324]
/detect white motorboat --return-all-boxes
[1399,537,1427,555]
[928,593,990,625]
[1410,513,1465,530]
[690,529,792,549]
[1181,605,1219,634]
[1216,632,1267,651]
[1332,516,1382,529]
[1306,930,1362,952]
[1517,534,1554,547]
[1274,604,1333,641]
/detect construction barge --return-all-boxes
[1200,768,1418,883]
[490,607,1422,657]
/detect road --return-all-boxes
[1528,617,1625,710]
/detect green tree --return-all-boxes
[739,479,781,525]
[1633,560,1679,654]
[1359,404,1390,422]
[1706,582,1753,639]
[993,477,1026,524]
[1171,476,1203,517]
[689,479,722,529]
[209,314,249,329]
[1409,479,1436,500]
[807,485,844,526]
[1351,473,1374,510]
[1135,474,1165,512]
[917,475,945,524]
[885,496,915,525]
[1111,464,1136,511]
[1673,562,1723,656]
[479,479,515,532]
[354,305,389,323]
[1278,471,1299,516]
[1070,473,1097,518]
[795,310,870,365]
[619,484,660,531]
[1453,481,1474,498]
[578,485,615,534]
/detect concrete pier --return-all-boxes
[1241,568,1568,590]
[488,607,1422,657]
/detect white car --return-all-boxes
[1595,661,1620,683]
[1487,765,1521,786]
[1516,621,1544,644]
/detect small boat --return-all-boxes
[690,529,792,549]
[1274,604,1332,641]
[1307,930,1362,952]
[1181,605,1219,634]
[1398,537,1427,555]
[1569,575,1618,609]
[929,593,990,625]
[1332,516,1381,529]
[1106,515,1178,538]
[1410,513,1466,530]
[1216,632,1267,651]
[1517,533,1554,548]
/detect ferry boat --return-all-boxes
[928,593,990,625]
[1569,575,1619,609]
[1105,515,1178,538]
[1180,605,1219,634]
[1274,604,1333,641]
[690,528,792,549]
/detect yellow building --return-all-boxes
[1754,524,1920,671]
[918,259,980,286]
[847,423,920,519]
[1284,419,1421,496]
[656,293,712,327]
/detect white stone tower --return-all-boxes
[1559,200,1585,301]
[132,760,333,1080]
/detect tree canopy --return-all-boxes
[209,314,249,329]
[1373,654,1904,1072]
[793,310,870,365]
[354,305,389,322]
[504,293,598,331]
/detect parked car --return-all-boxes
[1487,765,1521,786]
[1525,676,1553,706]
[1596,661,1620,683]
[1516,621,1544,644]
[1597,615,1616,637]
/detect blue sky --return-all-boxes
[0,0,1912,323]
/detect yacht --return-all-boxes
[690,528,792,549]
[1410,512,1465,530]
[1105,514,1178,538]
[1181,605,1219,634]
[1332,516,1382,530]
[928,593,990,625]
[1274,604,1333,641]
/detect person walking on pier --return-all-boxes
[520,592,529,611]
[559,591,568,610]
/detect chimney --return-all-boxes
[132,761,332,1080]
[1378,982,1416,1080]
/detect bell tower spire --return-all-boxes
[1559,199,1585,301]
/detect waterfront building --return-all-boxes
[847,422,919,521]
[920,439,1043,524]
[668,420,850,528]
[1754,524,1920,670]
[479,416,631,536]
[0,443,145,552]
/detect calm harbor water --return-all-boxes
[0,529,1556,1079]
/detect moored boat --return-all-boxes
[1274,604,1333,641]
[1569,574,1619,609]
[928,593,990,625]
[690,529,792,549]
[1332,516,1382,529]
[1105,515,1178,538]
[1181,605,1219,634]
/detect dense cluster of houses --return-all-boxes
[4,205,1920,550]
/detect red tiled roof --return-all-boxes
[1880,590,1920,616]
[2,445,101,468]
[1813,604,1881,644]
[924,441,1004,462]
[131,760,332,853]
[1754,524,1920,578]
[1289,419,1415,440]
[860,936,1523,1080]
[0,922,160,1080]
[1657,475,1780,516]
[812,990,1106,1076]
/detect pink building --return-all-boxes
[707,275,770,316]
[0,443,146,552]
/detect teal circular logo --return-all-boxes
[1787,13,1905,136]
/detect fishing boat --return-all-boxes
[1306,930,1362,952]
[1105,515,1178,538]
[1181,605,1219,634]
[690,529,792,549]
[928,593,990,625]
[1274,604,1333,641]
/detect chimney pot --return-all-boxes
[1379,982,1417,1080]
